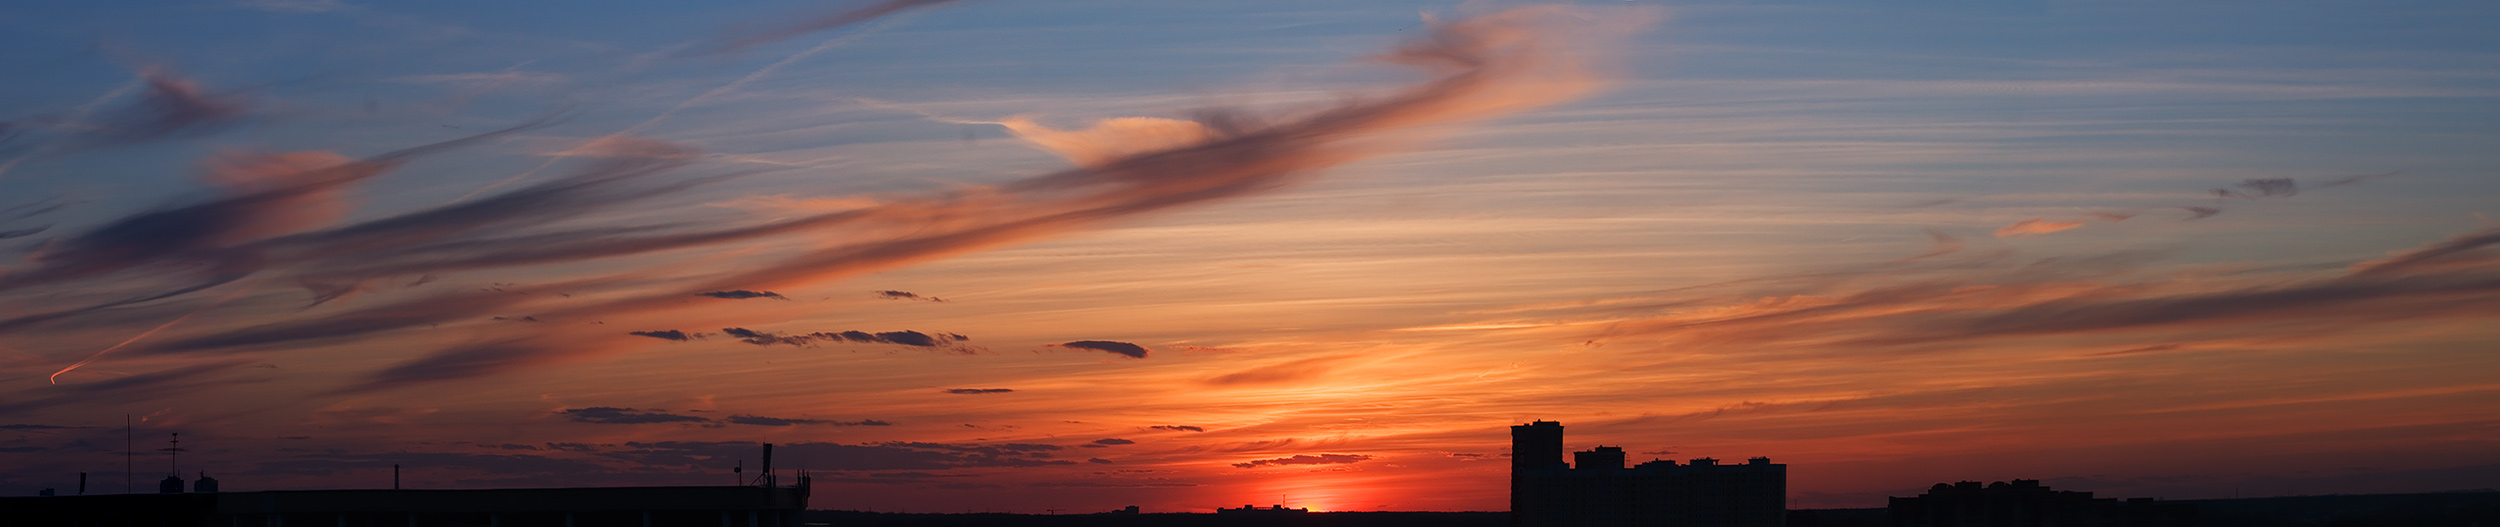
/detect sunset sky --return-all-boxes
[4,0,2498,513]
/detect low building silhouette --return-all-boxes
[1511,421,1785,527]
[1888,480,2192,527]
[1217,504,1310,515]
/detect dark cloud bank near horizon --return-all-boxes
[558,407,886,427]
[1232,453,1372,468]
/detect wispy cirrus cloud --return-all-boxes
[391,71,565,86]
[332,5,1649,391]
[691,0,970,56]
[0,6,1658,504]
[723,415,890,427]
[1582,226,2500,357]
[558,407,888,427]
[81,68,252,148]
[602,440,1074,471]
[230,0,351,13]
[1994,173,2403,238]
[557,406,708,424]
[1204,355,1352,386]
[1995,218,2085,237]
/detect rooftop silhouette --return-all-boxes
[1511,420,1785,527]
[1888,479,2193,527]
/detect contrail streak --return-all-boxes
[851,97,1001,125]
[0,77,144,184]
[49,279,262,384]
[455,17,910,201]
[698,0,965,56]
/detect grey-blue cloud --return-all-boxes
[1058,340,1148,359]
[698,290,785,300]
[558,407,708,424]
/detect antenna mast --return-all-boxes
[163,433,181,476]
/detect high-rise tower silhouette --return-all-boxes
[1511,420,1567,519]
[1511,421,1566,471]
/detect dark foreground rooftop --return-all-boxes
[807,510,1508,527]
[1,485,810,527]
[808,491,2500,527]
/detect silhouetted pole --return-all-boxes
[125,414,133,494]
[77,472,85,495]
[165,433,180,477]
[761,443,774,487]
[394,464,401,490]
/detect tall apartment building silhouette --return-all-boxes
[1511,420,1785,527]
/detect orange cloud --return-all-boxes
[1994,218,2085,237]
[997,116,1216,168]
